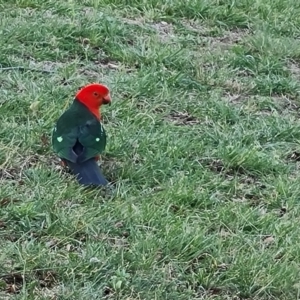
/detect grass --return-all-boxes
[1,0,300,299]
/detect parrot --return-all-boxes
[52,83,111,186]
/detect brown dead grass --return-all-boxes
[288,60,300,79]
[166,110,200,126]
[0,270,57,295]
[209,29,249,49]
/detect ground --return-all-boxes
[1,0,300,299]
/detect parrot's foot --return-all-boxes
[60,159,66,167]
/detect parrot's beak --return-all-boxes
[103,93,111,105]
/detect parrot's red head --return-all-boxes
[75,83,111,119]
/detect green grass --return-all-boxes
[1,0,300,299]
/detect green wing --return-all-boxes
[52,100,107,163]
[78,118,106,161]
[52,113,78,162]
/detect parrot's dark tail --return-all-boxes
[66,158,108,186]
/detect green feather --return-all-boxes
[52,99,106,163]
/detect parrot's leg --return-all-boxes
[60,159,67,167]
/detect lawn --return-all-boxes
[1,0,300,299]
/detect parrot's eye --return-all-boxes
[93,92,99,97]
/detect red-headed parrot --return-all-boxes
[52,83,111,186]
